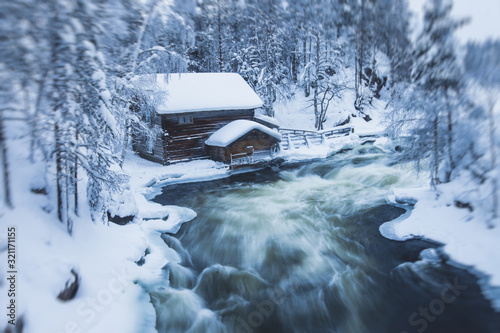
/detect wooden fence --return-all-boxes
[279,125,353,150]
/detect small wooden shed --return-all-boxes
[205,120,281,164]
[132,73,265,165]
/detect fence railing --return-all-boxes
[279,125,353,150]
[229,150,272,168]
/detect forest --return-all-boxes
[1,0,499,229]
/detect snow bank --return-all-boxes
[380,184,500,311]
[0,180,198,333]
[0,121,200,332]
[0,174,156,333]
[205,119,281,147]
[123,154,230,199]
[135,73,263,113]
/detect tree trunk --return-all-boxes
[314,87,319,130]
[131,0,160,75]
[55,122,64,222]
[354,37,359,103]
[119,119,130,168]
[488,96,498,227]
[74,129,79,217]
[358,0,365,97]
[446,101,454,182]
[314,34,320,130]
[304,33,311,97]
[32,68,50,161]
[432,115,440,187]
[217,0,223,72]
[303,34,307,66]
[65,152,71,235]
[292,45,298,82]
[22,85,34,164]
[0,112,12,208]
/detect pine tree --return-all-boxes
[401,0,466,185]
[464,41,500,227]
[0,0,42,208]
[47,0,77,232]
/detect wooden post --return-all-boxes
[287,133,294,150]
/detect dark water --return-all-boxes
[150,146,500,333]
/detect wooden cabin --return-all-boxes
[205,120,281,164]
[132,73,266,165]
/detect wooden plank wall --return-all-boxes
[229,131,277,154]
[131,116,166,164]
[205,146,228,162]
[206,130,280,164]
[163,109,254,164]
[132,132,165,164]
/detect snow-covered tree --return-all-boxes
[0,0,153,232]
[0,0,43,208]
[464,41,500,227]
[305,36,347,130]
[390,0,466,186]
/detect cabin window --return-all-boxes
[178,115,193,125]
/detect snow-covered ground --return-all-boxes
[272,82,388,134]
[380,182,500,311]
[0,131,198,332]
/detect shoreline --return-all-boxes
[381,194,500,312]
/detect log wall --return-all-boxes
[131,114,165,164]
[206,130,280,164]
[162,109,254,164]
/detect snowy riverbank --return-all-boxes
[380,183,500,311]
[0,143,200,332]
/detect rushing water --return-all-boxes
[149,144,500,333]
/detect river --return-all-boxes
[147,143,500,333]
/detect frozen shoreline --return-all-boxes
[380,186,500,311]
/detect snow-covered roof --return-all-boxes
[205,120,281,148]
[254,114,280,128]
[139,73,263,114]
